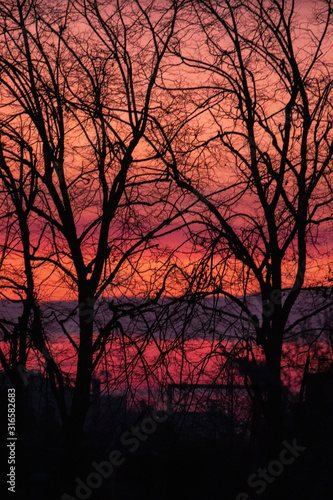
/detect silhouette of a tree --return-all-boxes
[159,0,333,455]
[0,0,186,485]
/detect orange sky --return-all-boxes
[0,0,333,302]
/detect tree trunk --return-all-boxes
[264,332,284,458]
[63,296,94,487]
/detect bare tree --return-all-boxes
[0,1,187,486]
[1,1,333,496]
[156,0,333,454]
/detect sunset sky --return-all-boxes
[0,0,332,304]
[2,4,333,500]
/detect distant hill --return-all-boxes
[0,287,332,342]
